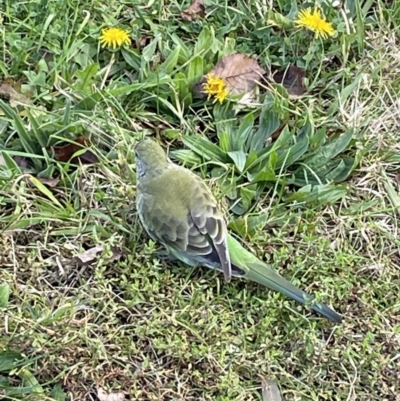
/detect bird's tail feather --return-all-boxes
[227,236,342,323]
[234,259,342,323]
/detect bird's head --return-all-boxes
[134,138,169,177]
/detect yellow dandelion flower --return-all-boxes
[99,27,131,49]
[295,7,335,39]
[203,73,228,103]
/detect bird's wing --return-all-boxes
[189,203,232,282]
[139,204,190,251]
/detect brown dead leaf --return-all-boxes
[109,247,124,263]
[181,0,205,21]
[195,53,265,98]
[75,246,123,265]
[0,78,33,108]
[271,123,287,141]
[48,137,99,164]
[136,36,152,49]
[395,173,400,187]
[37,177,60,187]
[97,387,125,401]
[13,156,29,169]
[261,378,282,401]
[273,65,306,97]
[75,245,104,265]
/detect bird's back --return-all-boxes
[138,165,209,218]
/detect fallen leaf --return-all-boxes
[394,173,400,187]
[48,137,99,164]
[273,65,306,97]
[271,123,287,140]
[97,387,125,401]
[181,0,205,21]
[75,246,104,265]
[195,53,265,98]
[261,378,282,401]
[13,156,29,169]
[0,78,33,108]
[109,247,124,263]
[37,177,60,187]
[237,90,255,106]
[136,36,152,49]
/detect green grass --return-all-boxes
[1,0,400,400]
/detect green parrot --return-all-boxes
[134,138,342,323]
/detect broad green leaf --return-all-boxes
[216,120,235,150]
[268,150,278,171]
[174,72,191,106]
[163,129,180,140]
[74,77,172,110]
[285,184,347,205]
[169,33,191,62]
[246,143,275,172]
[218,131,230,153]
[27,110,48,148]
[355,0,365,53]
[221,37,236,57]
[121,48,141,69]
[229,213,268,238]
[0,152,22,173]
[160,46,181,74]
[328,76,361,115]
[228,150,247,173]
[275,134,309,170]
[62,98,71,126]
[271,125,293,150]
[194,26,214,56]
[18,369,44,394]
[232,186,257,215]
[322,128,355,159]
[244,150,258,170]
[0,283,9,307]
[50,384,67,401]
[302,128,354,172]
[336,147,365,181]
[28,176,63,207]
[0,376,9,387]
[247,109,280,152]
[248,165,276,183]
[187,56,204,86]
[0,100,41,169]
[231,113,254,151]
[0,351,23,372]
[182,135,228,163]
[170,149,202,167]
[215,171,238,200]
[74,63,100,92]
[333,157,360,182]
[310,126,326,149]
[142,35,160,62]
[325,159,348,181]
[301,153,328,171]
[294,159,338,186]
